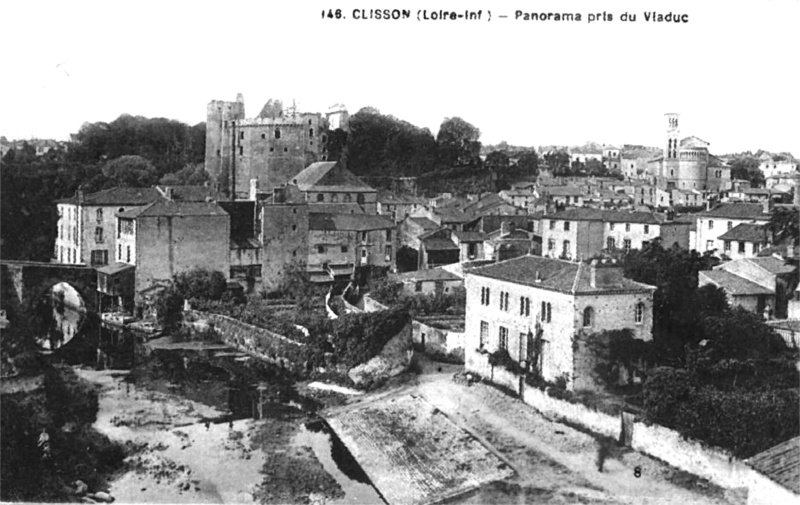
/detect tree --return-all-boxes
[174,268,227,301]
[436,117,482,168]
[484,151,510,172]
[584,159,607,177]
[728,155,763,187]
[516,152,539,176]
[159,163,210,186]
[767,206,799,246]
[543,150,571,176]
[101,155,158,188]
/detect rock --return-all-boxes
[91,491,115,503]
[74,480,89,495]
[80,497,97,504]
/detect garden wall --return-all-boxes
[412,319,465,363]
[521,386,621,440]
[188,310,305,370]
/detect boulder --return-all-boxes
[348,322,412,387]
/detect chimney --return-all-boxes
[589,258,624,288]
[164,187,174,201]
[76,189,84,205]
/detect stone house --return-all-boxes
[116,200,231,295]
[464,256,655,391]
[391,267,464,296]
[718,223,770,260]
[693,202,771,253]
[290,161,378,214]
[55,186,220,267]
[699,256,798,319]
[540,208,691,260]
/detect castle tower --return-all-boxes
[205,94,246,195]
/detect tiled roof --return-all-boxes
[747,436,800,494]
[699,203,769,220]
[57,187,161,206]
[699,270,774,296]
[392,267,462,283]
[469,256,655,295]
[745,256,797,275]
[545,186,585,197]
[452,230,488,242]
[545,208,666,225]
[308,213,394,232]
[292,162,374,192]
[422,238,459,251]
[408,217,439,230]
[117,201,228,218]
[434,207,474,223]
[718,224,768,243]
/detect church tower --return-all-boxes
[664,113,679,160]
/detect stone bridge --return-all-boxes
[0,260,98,334]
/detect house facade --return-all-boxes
[464,256,655,391]
[693,203,771,253]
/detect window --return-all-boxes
[727,221,733,231]
[309,128,314,137]
[541,301,552,323]
[415,282,423,293]
[583,307,593,327]
[316,193,325,202]
[644,225,650,234]
[479,321,489,349]
[724,240,731,252]
[738,241,745,254]
[386,229,392,241]
[239,146,243,156]
[239,131,244,140]
[625,223,631,232]
[126,245,131,263]
[706,240,714,251]
[341,245,348,253]
[754,242,761,253]
[331,193,338,202]
[261,133,266,139]
[498,326,508,351]
[520,296,531,316]
[500,291,509,311]
[343,193,352,202]
[635,302,644,324]
[385,245,392,259]
[274,128,281,139]
[91,250,108,266]
[610,223,615,231]
[284,147,288,152]
[607,237,616,250]
[96,208,103,224]
[481,287,491,306]
[564,221,571,231]
[709,220,714,230]
[317,245,325,254]
[291,224,297,232]
[216,149,221,157]
[361,231,368,242]
[547,239,555,252]
[118,244,122,260]
[623,239,631,253]
[562,240,570,258]
[95,227,104,244]
[549,220,555,230]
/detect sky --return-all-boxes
[1,0,798,156]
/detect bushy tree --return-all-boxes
[436,117,482,168]
[101,155,159,188]
[174,268,227,301]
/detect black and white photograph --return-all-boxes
[1,1,798,504]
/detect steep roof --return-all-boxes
[469,256,655,295]
[452,230,488,242]
[545,186,585,197]
[545,208,667,225]
[700,270,774,296]
[718,223,769,243]
[308,213,393,232]
[699,203,769,220]
[747,436,800,495]
[292,162,374,193]
[408,216,439,231]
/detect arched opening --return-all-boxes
[583,306,594,327]
[35,282,87,350]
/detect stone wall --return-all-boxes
[189,310,305,370]
[412,319,464,363]
[348,321,413,386]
